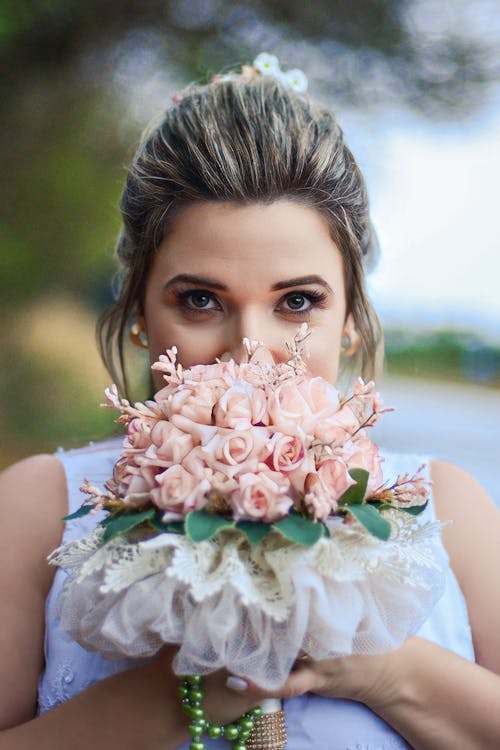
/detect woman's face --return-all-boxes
[140,200,356,388]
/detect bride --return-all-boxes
[1,55,499,749]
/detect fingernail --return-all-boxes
[226,676,249,692]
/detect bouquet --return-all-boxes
[50,327,444,745]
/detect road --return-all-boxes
[371,376,500,507]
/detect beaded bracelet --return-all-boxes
[179,675,263,750]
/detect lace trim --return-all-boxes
[49,514,445,689]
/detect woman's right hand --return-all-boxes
[156,648,264,728]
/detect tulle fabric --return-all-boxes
[51,511,445,690]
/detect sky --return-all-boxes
[344,97,500,342]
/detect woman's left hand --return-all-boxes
[231,645,404,711]
[272,649,400,706]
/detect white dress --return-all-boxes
[38,439,475,749]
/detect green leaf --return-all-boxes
[102,508,156,543]
[322,523,331,538]
[273,512,326,547]
[367,500,391,512]
[149,515,185,534]
[338,468,369,505]
[398,501,428,516]
[347,504,391,541]
[235,520,271,544]
[185,510,234,542]
[62,504,94,521]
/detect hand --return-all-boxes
[202,669,264,725]
[226,645,407,711]
[282,651,399,706]
[157,648,262,727]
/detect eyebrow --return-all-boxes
[271,275,333,293]
[163,274,228,291]
[163,273,333,294]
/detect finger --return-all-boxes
[226,675,284,702]
[226,676,249,692]
[225,675,272,701]
[279,666,321,699]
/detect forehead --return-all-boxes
[153,200,345,285]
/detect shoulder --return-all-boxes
[0,454,67,592]
[0,452,67,506]
[431,459,500,672]
[0,455,68,724]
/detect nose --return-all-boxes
[220,307,287,363]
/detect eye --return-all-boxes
[187,291,213,308]
[277,290,328,315]
[178,289,219,308]
[283,293,311,311]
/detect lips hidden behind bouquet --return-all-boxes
[49,327,446,689]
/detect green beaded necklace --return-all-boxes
[179,675,263,750]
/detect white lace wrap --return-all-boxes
[50,511,445,690]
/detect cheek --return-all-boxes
[305,324,344,384]
[308,349,340,384]
[146,319,223,372]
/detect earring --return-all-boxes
[129,322,149,349]
[341,335,352,352]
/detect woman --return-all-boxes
[1,59,499,749]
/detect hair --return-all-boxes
[97,70,382,396]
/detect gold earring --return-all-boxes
[129,322,149,349]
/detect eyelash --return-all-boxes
[175,289,329,316]
[176,290,222,315]
[278,290,328,315]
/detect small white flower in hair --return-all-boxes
[253,52,281,76]
[279,68,308,93]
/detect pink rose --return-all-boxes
[150,420,195,464]
[181,447,213,481]
[341,437,384,495]
[213,381,268,429]
[153,382,179,405]
[170,413,218,446]
[151,465,209,514]
[296,376,340,416]
[267,379,310,435]
[317,458,356,503]
[167,383,218,425]
[201,427,272,478]
[113,455,135,487]
[268,375,340,436]
[314,404,359,446]
[124,417,151,451]
[123,473,154,507]
[113,455,160,507]
[230,469,292,523]
[184,360,238,389]
[270,433,306,473]
[209,430,253,465]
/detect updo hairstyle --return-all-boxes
[98,71,381,396]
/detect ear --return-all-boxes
[137,312,146,332]
[340,314,361,357]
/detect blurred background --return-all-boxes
[1,0,499,502]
